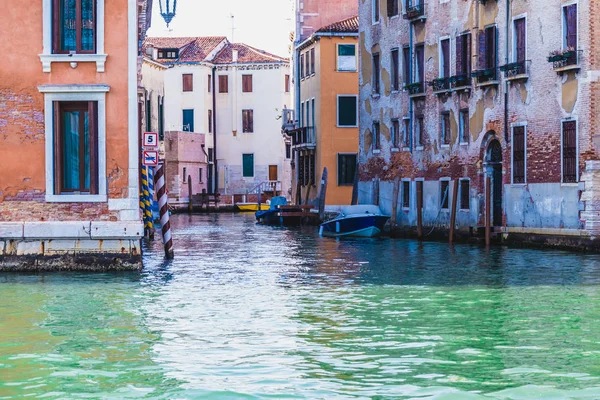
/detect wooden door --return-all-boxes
[269,165,278,181]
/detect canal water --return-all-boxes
[2,213,600,399]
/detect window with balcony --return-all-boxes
[475,26,498,83]
[406,44,425,95]
[337,44,357,71]
[431,38,450,92]
[337,96,358,127]
[452,33,471,88]
[338,154,357,186]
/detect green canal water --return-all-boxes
[2,213,600,399]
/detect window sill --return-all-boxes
[415,145,424,151]
[337,69,358,73]
[402,147,410,152]
[510,183,527,187]
[373,149,381,154]
[402,207,410,211]
[441,144,450,148]
[554,64,580,74]
[459,141,469,146]
[39,54,108,73]
[476,80,500,88]
[506,74,529,83]
[391,147,400,152]
[45,194,107,203]
[371,93,381,99]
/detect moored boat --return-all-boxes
[319,205,390,238]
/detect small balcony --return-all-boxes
[281,108,296,132]
[289,126,316,149]
[403,1,425,22]
[449,74,471,91]
[472,67,498,87]
[404,81,426,97]
[548,48,582,74]
[500,60,531,82]
[428,77,450,95]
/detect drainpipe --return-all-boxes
[504,0,510,143]
[409,24,414,154]
[294,44,301,195]
[212,66,218,193]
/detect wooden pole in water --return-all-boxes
[295,180,302,205]
[351,164,359,205]
[417,180,423,240]
[373,179,380,206]
[304,180,313,205]
[391,177,400,229]
[318,167,328,221]
[485,175,491,247]
[187,175,193,214]
[449,179,459,244]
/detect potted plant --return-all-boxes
[547,47,575,63]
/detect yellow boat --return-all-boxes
[236,203,270,212]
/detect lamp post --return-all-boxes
[158,0,177,27]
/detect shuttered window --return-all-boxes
[456,33,471,76]
[387,0,399,17]
[182,74,193,92]
[372,53,380,94]
[402,46,411,85]
[460,180,470,210]
[242,109,254,133]
[415,44,424,83]
[514,18,526,63]
[242,154,254,177]
[479,26,497,70]
[218,75,228,93]
[402,181,410,208]
[562,121,577,183]
[305,51,310,77]
[512,126,526,184]
[564,4,577,65]
[391,49,400,90]
[441,38,450,78]
[242,75,253,92]
[285,74,290,92]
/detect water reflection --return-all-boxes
[1,213,600,399]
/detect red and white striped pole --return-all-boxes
[154,162,174,259]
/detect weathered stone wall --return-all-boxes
[359,0,600,236]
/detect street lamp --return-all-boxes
[158,0,177,27]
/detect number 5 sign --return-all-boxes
[143,132,158,148]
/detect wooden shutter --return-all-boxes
[88,101,98,194]
[456,35,464,75]
[53,101,62,195]
[387,0,398,16]
[442,39,450,78]
[486,26,497,69]
[465,33,472,75]
[242,75,252,92]
[460,180,469,210]
[208,74,212,92]
[285,74,290,92]
[219,75,228,93]
[562,121,577,183]
[392,49,399,89]
[416,45,424,83]
[513,126,525,184]
[515,19,526,62]
[403,47,411,84]
[566,5,577,49]
[182,74,193,92]
[478,30,487,70]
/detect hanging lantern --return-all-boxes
[158,0,177,27]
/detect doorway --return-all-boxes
[269,165,278,181]
[486,139,503,226]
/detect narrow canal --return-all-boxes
[2,213,600,399]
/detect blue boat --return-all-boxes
[319,205,390,238]
[255,196,312,226]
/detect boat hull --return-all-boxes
[319,215,389,238]
[237,203,270,212]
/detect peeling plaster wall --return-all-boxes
[359,0,600,234]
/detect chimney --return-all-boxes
[232,49,239,63]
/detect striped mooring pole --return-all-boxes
[141,166,154,238]
[146,166,155,239]
[155,162,174,259]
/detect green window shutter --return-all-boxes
[242,154,254,177]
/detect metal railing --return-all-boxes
[428,77,449,92]
[246,181,282,196]
[404,81,425,95]
[549,49,583,70]
[471,67,497,84]
[449,73,471,89]
[290,126,316,147]
[281,108,296,131]
[500,60,531,78]
[403,1,425,20]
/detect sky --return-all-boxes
[147,0,295,57]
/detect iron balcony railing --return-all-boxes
[548,49,583,71]
[428,77,450,92]
[500,60,531,79]
[471,67,498,84]
[403,1,425,20]
[281,108,296,131]
[449,73,471,89]
[289,126,316,148]
[404,81,425,95]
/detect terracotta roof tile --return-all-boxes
[315,15,359,33]
[143,36,227,63]
[212,43,287,64]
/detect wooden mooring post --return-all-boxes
[416,180,423,240]
[351,165,359,205]
[485,175,491,247]
[449,179,459,244]
[373,178,380,206]
[318,168,328,221]
[304,180,313,205]
[187,175,193,214]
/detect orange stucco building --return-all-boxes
[288,16,359,205]
[0,0,145,269]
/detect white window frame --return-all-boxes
[561,118,579,185]
[337,43,358,72]
[511,122,527,185]
[38,84,110,202]
[40,0,107,72]
[439,177,451,211]
[337,94,359,128]
[561,1,578,50]
[439,36,451,79]
[401,178,411,210]
[511,14,528,63]
[372,0,380,24]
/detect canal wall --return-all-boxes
[0,222,142,271]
